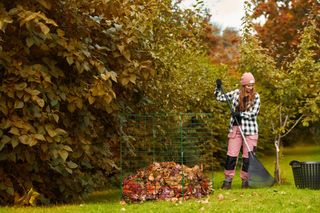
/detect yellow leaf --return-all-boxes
[0,137,9,151]
[15,188,40,206]
[28,190,40,206]
[52,114,59,123]
[0,20,4,32]
[123,50,131,61]
[80,138,91,144]
[14,83,28,90]
[9,127,20,136]
[55,128,67,136]
[19,135,37,146]
[120,77,129,86]
[16,91,24,99]
[33,96,45,108]
[66,56,74,65]
[129,74,136,84]
[57,29,65,37]
[14,100,24,109]
[38,22,50,35]
[110,71,118,82]
[11,119,31,131]
[104,94,112,104]
[117,44,125,54]
[90,84,105,96]
[59,150,68,161]
[88,96,95,104]
[63,145,73,152]
[33,134,46,141]
[26,37,34,47]
[65,167,73,174]
[11,138,19,149]
[106,107,112,113]
[36,13,57,26]
[20,13,38,26]
[75,98,83,109]
[23,94,31,102]
[67,161,78,169]
[0,17,13,32]
[101,72,111,81]
[0,101,8,115]
[24,88,41,96]
[45,125,56,137]
[110,90,116,98]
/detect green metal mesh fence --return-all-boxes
[120,113,215,201]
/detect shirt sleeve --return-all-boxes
[240,93,260,119]
[215,88,238,102]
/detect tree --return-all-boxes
[202,23,241,74]
[240,1,319,183]
[251,0,319,67]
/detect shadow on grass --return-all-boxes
[84,189,121,204]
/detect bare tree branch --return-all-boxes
[280,115,304,139]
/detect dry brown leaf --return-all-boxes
[217,193,224,201]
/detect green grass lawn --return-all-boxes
[1,145,320,213]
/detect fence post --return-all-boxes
[179,113,185,199]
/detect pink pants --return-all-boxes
[224,126,258,181]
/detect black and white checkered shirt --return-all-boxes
[215,88,260,135]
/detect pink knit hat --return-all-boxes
[241,72,255,85]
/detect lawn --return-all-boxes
[1,145,320,213]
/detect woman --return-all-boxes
[215,72,260,189]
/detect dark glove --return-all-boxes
[231,111,242,124]
[216,79,222,90]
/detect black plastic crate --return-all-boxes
[289,161,320,189]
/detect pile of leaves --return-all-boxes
[122,162,212,202]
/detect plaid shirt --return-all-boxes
[215,88,260,135]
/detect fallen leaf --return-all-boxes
[252,192,258,196]
[217,193,224,201]
[199,198,209,204]
[171,197,179,203]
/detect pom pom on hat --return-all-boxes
[241,72,255,85]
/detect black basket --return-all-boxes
[289,160,320,189]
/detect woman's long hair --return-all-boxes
[239,86,256,112]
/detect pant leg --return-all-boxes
[241,134,258,181]
[224,126,243,182]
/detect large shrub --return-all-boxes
[0,0,223,205]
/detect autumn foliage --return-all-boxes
[251,0,319,67]
[0,0,216,205]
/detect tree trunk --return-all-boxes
[274,138,281,183]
